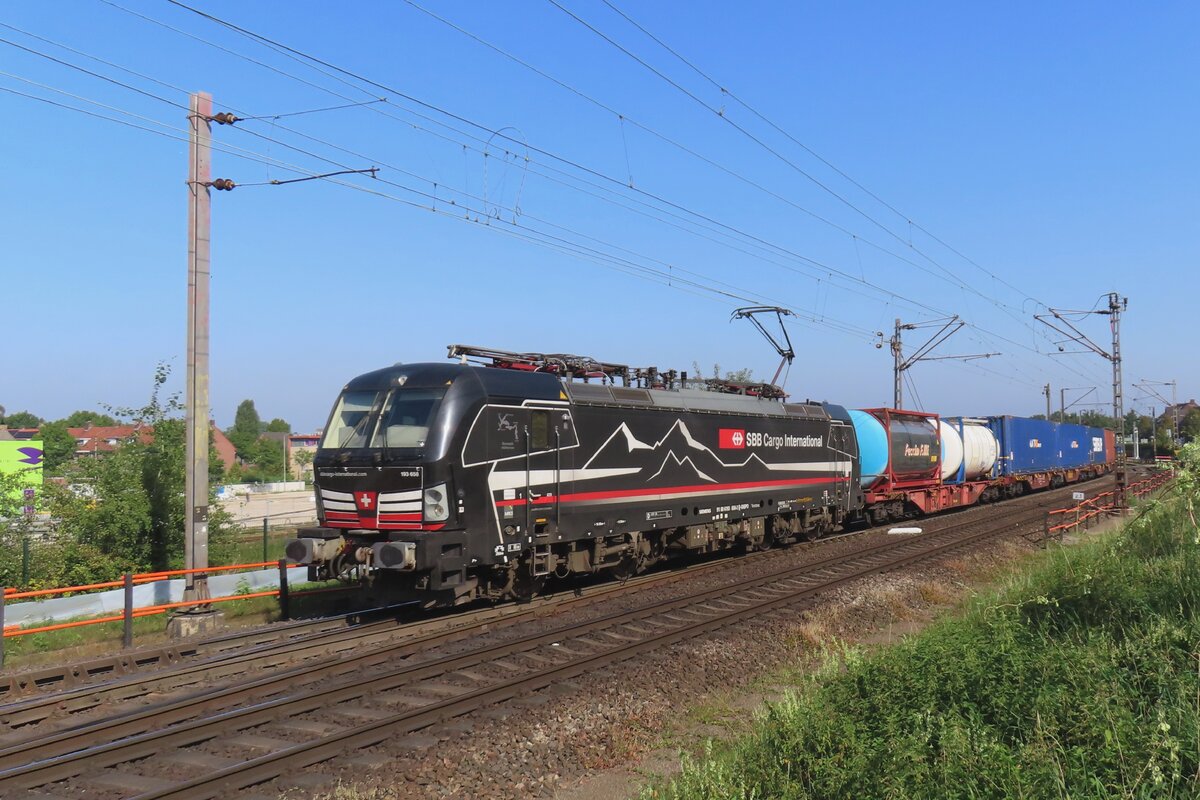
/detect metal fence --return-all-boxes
[1041,469,1174,544]
[0,559,354,667]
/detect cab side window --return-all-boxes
[531,410,549,450]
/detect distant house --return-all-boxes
[0,427,41,441]
[1158,400,1199,432]
[211,426,237,472]
[67,423,238,471]
[288,432,321,479]
[68,424,153,455]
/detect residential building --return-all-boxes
[0,426,40,441]
[67,423,238,471]
[1158,400,1198,435]
[288,432,321,480]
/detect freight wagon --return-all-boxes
[848,410,1114,524]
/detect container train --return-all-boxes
[287,346,1115,607]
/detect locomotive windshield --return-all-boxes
[321,387,445,449]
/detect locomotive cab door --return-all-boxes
[830,422,852,514]
[526,407,577,537]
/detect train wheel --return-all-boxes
[512,570,547,602]
[609,554,640,581]
[330,553,358,583]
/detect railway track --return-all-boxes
[0,480,1117,798]
[0,474,1109,731]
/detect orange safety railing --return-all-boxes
[1043,470,1174,542]
[0,557,358,665]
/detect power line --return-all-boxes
[31,5,1104,390]
[0,25,859,335]
[158,0,987,306]
[397,1,977,309]
[597,0,1046,311]
[0,34,186,110]
[545,0,1081,360]
[543,1,967,279]
[0,73,872,340]
[235,98,387,120]
[95,1,961,321]
[395,0,1090,384]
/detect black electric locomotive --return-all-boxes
[287,345,862,606]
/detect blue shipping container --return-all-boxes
[1056,422,1095,469]
[989,416,1061,476]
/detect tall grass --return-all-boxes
[648,471,1199,799]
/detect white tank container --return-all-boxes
[938,420,963,481]
[960,421,999,479]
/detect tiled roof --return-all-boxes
[68,425,153,454]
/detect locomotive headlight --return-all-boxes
[424,483,449,521]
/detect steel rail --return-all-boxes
[0,478,1111,749]
[3,471,1114,705]
[134,504,1053,799]
[0,497,1067,794]
[0,538,806,730]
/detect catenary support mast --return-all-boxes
[184,91,212,608]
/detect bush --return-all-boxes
[649,460,1199,800]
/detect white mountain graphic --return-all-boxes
[583,419,711,469]
[647,451,717,483]
[579,418,847,485]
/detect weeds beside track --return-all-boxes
[647,464,1190,800]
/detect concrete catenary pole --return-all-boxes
[184,91,212,607]
[1044,384,1052,420]
[892,318,902,409]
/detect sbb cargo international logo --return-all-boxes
[719,428,745,449]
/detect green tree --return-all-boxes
[249,437,286,482]
[1,410,42,428]
[1124,410,1142,435]
[294,448,315,478]
[228,399,261,460]
[265,418,291,433]
[39,420,78,474]
[1182,408,1200,443]
[1155,425,1174,456]
[208,437,227,485]
[45,364,236,573]
[62,410,118,428]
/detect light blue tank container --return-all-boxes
[848,409,888,484]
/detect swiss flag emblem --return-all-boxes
[719,428,746,449]
[355,491,378,511]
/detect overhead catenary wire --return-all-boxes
[0,74,872,341]
[0,29,854,328]
[396,1,982,308]
[89,1,911,311]
[391,0,1105,387]
[596,0,1046,310]
[542,0,1087,364]
[83,2,966,325]
[21,3,1104,398]
[141,0,1084,382]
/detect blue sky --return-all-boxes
[1,1,1196,432]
